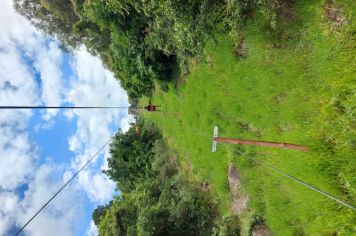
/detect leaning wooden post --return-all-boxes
[212,126,308,152]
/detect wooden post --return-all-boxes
[214,137,308,151]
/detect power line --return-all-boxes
[0,106,130,110]
[14,136,114,236]
[179,126,356,212]
[246,155,356,211]
[12,115,355,236]
[217,142,356,212]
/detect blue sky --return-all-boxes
[0,1,131,235]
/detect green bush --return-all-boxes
[105,120,161,192]
[15,0,221,98]
[95,124,220,235]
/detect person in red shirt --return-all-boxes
[145,103,161,112]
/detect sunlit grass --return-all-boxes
[140,0,355,234]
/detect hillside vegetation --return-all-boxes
[15,0,296,99]
[93,121,233,235]
[141,0,356,234]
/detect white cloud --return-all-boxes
[0,1,130,235]
[0,46,39,107]
[0,55,73,236]
[0,192,19,234]
[0,120,80,233]
[0,1,36,47]
[65,48,130,203]
[0,2,41,232]
[32,41,64,120]
[0,126,37,190]
[86,221,98,236]
[78,170,116,203]
[0,0,64,120]
[20,164,83,236]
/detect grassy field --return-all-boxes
[141,1,355,234]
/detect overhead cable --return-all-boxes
[14,136,114,236]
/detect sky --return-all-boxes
[0,1,132,235]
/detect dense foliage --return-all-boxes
[105,120,161,192]
[14,0,290,98]
[14,0,222,98]
[94,121,223,235]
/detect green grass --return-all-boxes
[141,1,355,234]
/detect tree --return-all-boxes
[14,0,82,49]
[15,0,222,98]
[137,205,173,235]
[105,120,161,192]
[95,130,220,235]
[98,200,120,236]
[92,201,112,226]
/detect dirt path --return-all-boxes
[228,164,272,236]
[228,164,248,215]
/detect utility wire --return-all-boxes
[0,106,130,110]
[12,113,355,236]
[144,108,355,211]
[217,142,356,212]
[246,154,356,211]
[178,125,356,212]
[14,136,114,236]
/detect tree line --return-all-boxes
[92,120,240,235]
[15,0,289,99]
